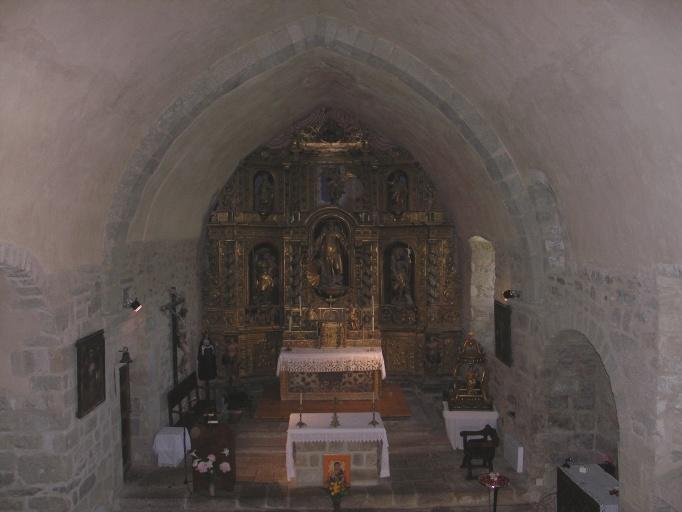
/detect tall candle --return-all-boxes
[299,295,302,316]
[300,392,303,406]
[371,296,375,332]
[289,315,293,331]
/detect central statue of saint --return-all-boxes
[308,219,348,297]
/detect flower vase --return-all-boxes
[208,478,215,497]
[331,495,342,511]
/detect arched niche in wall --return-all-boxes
[542,329,619,476]
[249,243,280,307]
[308,215,351,299]
[253,170,275,218]
[383,242,415,307]
[386,170,409,219]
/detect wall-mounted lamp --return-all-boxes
[119,346,133,364]
[126,299,142,312]
[123,287,143,312]
[503,289,521,300]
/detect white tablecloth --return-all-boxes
[277,347,386,379]
[152,427,191,467]
[286,412,390,481]
[442,402,499,450]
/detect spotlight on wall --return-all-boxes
[126,299,142,312]
[503,289,521,300]
[122,287,143,312]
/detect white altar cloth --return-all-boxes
[152,426,191,466]
[442,402,499,450]
[277,347,386,379]
[285,412,390,481]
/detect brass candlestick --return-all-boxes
[296,392,306,428]
[368,392,379,426]
[330,397,340,428]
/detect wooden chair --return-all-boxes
[460,424,499,480]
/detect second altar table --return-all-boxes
[276,347,386,400]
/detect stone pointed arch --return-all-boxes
[0,241,55,335]
[540,303,658,511]
[104,15,561,301]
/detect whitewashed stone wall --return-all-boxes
[490,265,662,512]
[0,239,201,512]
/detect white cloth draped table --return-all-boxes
[285,412,390,481]
[442,402,499,450]
[152,426,191,466]
[276,347,386,379]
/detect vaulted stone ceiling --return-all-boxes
[2,0,681,273]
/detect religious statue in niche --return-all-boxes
[250,244,278,305]
[387,170,409,218]
[387,243,414,305]
[320,167,347,205]
[253,170,275,217]
[307,219,349,297]
[347,304,361,331]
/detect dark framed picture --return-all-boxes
[76,330,106,418]
[494,300,512,366]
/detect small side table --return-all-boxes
[478,473,509,512]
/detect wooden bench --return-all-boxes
[167,372,206,427]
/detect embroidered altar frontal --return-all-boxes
[277,348,385,400]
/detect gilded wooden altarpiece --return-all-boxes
[202,109,463,380]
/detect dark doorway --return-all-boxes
[119,364,132,479]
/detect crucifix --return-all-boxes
[160,286,185,387]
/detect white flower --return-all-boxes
[192,459,199,468]
[221,448,230,456]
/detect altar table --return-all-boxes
[442,402,499,450]
[285,412,390,481]
[277,347,386,400]
[152,426,191,466]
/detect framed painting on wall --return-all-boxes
[76,329,106,418]
[494,300,512,366]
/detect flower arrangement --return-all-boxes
[326,462,348,498]
[191,448,231,477]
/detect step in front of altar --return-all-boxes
[293,440,381,487]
